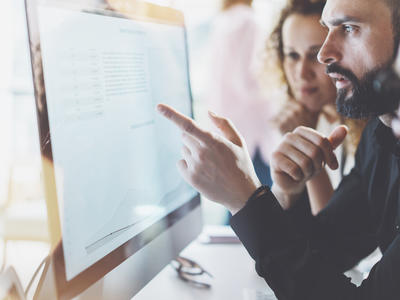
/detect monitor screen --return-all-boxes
[25,0,201,298]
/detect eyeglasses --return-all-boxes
[170,256,213,289]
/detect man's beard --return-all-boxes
[326,63,400,119]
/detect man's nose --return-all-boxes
[318,32,342,65]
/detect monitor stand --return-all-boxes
[34,248,104,300]
[34,255,59,300]
[34,205,202,300]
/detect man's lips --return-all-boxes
[328,72,352,89]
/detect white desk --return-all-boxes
[133,240,275,300]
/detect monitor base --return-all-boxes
[34,254,57,300]
[34,204,203,300]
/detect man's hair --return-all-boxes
[385,0,400,49]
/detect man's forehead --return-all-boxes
[322,0,387,26]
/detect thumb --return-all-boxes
[328,125,348,150]
[208,111,243,146]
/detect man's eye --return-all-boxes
[343,25,355,33]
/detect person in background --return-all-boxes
[266,0,367,215]
[204,0,274,186]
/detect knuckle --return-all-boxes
[275,146,289,161]
[301,157,313,174]
[270,150,280,162]
[293,126,306,134]
[289,164,302,179]
[270,151,281,166]
[309,147,321,161]
[205,132,216,144]
[164,110,172,119]
[183,120,196,135]
[197,149,207,162]
[283,132,294,141]
[209,133,221,148]
[317,137,330,149]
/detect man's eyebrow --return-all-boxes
[320,15,362,27]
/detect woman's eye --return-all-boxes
[286,52,299,60]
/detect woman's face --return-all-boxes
[282,13,336,112]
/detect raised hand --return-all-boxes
[157,104,261,215]
[270,125,348,210]
[271,100,320,135]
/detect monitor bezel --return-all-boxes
[24,1,201,298]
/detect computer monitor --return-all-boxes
[25,0,203,299]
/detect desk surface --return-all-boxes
[133,240,275,300]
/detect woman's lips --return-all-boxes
[300,87,319,95]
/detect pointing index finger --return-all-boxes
[157,104,209,142]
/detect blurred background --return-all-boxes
[0,0,286,290]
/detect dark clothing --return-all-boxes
[231,118,400,300]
